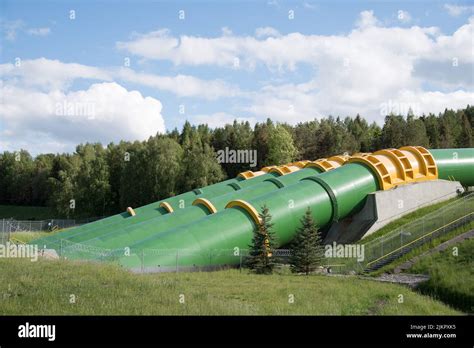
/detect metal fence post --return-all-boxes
[381,238,383,258]
[175,250,179,273]
[239,252,243,272]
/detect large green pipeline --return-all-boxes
[430,148,474,186]
[77,167,326,251]
[118,148,473,270]
[35,173,277,249]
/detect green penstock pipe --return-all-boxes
[34,174,273,250]
[430,148,474,186]
[119,163,379,270]
[61,167,324,252]
[119,148,474,270]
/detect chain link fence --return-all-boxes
[22,194,474,274]
[0,217,105,233]
[334,193,474,273]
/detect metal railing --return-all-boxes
[20,194,474,275]
[335,193,474,273]
[0,216,105,233]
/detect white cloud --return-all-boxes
[0,82,165,154]
[1,20,51,41]
[1,19,24,41]
[444,4,474,17]
[26,27,51,36]
[0,57,241,153]
[0,58,239,99]
[255,27,281,38]
[221,27,233,36]
[2,10,473,154]
[303,2,318,10]
[115,68,240,100]
[356,10,380,29]
[0,58,111,91]
[115,11,474,124]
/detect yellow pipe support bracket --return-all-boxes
[192,197,218,214]
[237,170,269,180]
[400,146,438,180]
[225,199,262,225]
[290,160,311,168]
[159,202,174,213]
[268,165,300,176]
[237,171,255,179]
[126,207,136,217]
[304,158,340,172]
[348,146,438,190]
[260,165,277,173]
[327,155,350,165]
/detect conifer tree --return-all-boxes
[246,205,277,274]
[289,207,324,275]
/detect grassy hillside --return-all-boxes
[409,238,474,313]
[0,205,55,220]
[370,221,474,276]
[0,258,460,315]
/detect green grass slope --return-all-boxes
[409,238,474,313]
[0,259,460,315]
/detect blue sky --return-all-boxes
[1,0,473,155]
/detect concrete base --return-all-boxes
[324,179,465,244]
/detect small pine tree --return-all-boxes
[246,205,277,274]
[289,207,324,275]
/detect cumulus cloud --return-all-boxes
[444,4,474,17]
[356,10,380,29]
[116,11,473,124]
[2,10,473,153]
[0,82,165,154]
[115,68,240,99]
[26,27,51,36]
[0,58,239,99]
[0,57,243,153]
[1,20,51,41]
[255,26,281,38]
[0,58,111,91]
[1,19,24,41]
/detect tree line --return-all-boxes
[0,106,472,218]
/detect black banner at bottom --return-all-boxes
[0,315,472,346]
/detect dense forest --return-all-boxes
[0,106,472,218]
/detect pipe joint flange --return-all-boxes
[301,176,339,222]
[227,182,241,191]
[264,177,285,188]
